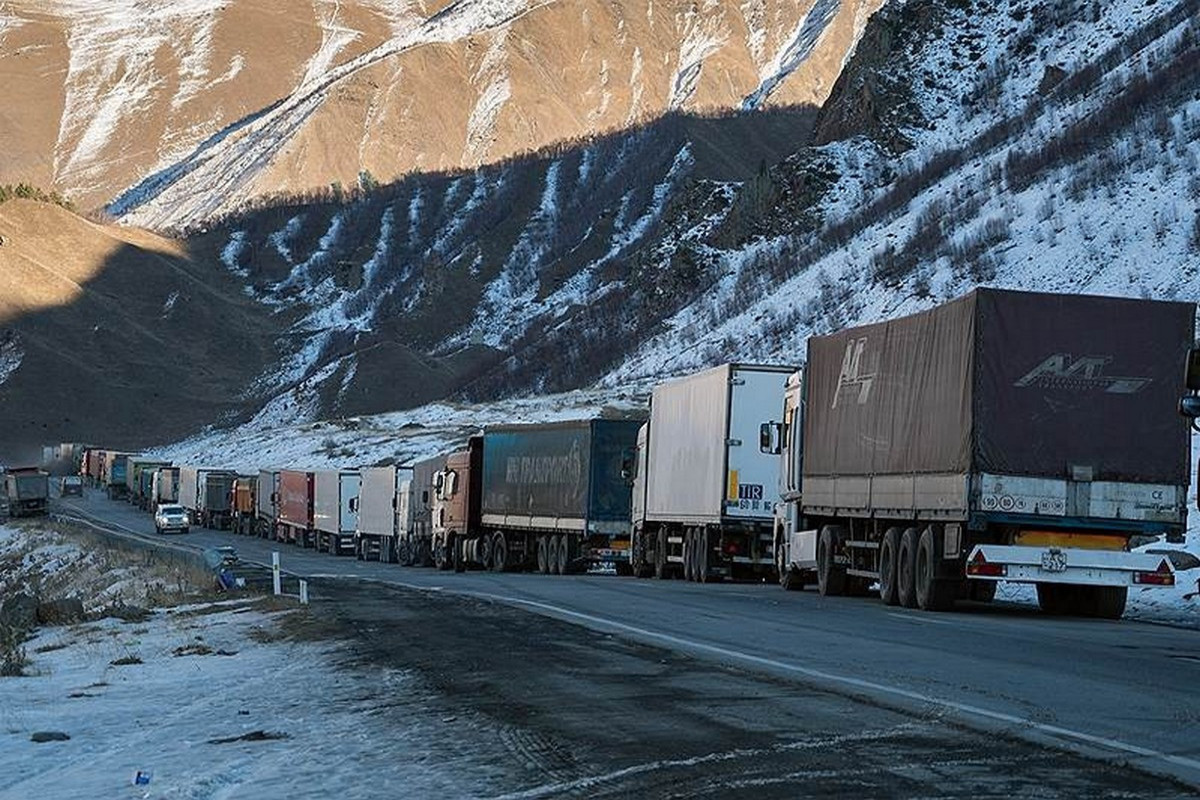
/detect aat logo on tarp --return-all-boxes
[1014,354,1152,394]
[832,337,876,408]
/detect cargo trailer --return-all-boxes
[355,466,409,563]
[769,288,1194,619]
[629,363,793,582]
[398,455,443,566]
[232,476,257,535]
[313,470,361,555]
[152,467,179,507]
[198,472,236,529]
[128,459,170,509]
[277,470,315,546]
[4,467,49,517]
[256,470,280,538]
[103,453,134,500]
[432,420,644,574]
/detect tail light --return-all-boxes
[1133,559,1175,586]
[724,540,741,555]
[966,550,1006,577]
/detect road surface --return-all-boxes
[57,491,1200,791]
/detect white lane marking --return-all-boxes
[379,580,1200,778]
[886,612,956,626]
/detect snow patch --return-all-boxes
[0,334,23,386]
[742,0,841,110]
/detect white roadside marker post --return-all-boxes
[272,551,281,596]
[299,580,309,605]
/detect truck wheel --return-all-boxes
[777,545,803,591]
[547,536,560,575]
[434,540,450,571]
[536,537,549,574]
[817,526,846,596]
[697,530,711,583]
[477,534,492,571]
[897,527,919,608]
[631,529,651,579]
[686,532,696,582]
[1036,583,1069,615]
[878,527,901,606]
[557,535,570,575]
[915,528,955,612]
[1087,586,1128,620]
[490,532,507,573]
[654,529,667,579]
[453,536,466,573]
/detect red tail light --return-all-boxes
[724,540,740,555]
[966,550,1006,577]
[1133,559,1175,586]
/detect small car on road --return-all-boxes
[155,503,190,534]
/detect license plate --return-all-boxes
[1041,549,1068,573]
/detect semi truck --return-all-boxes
[431,419,644,573]
[232,476,257,535]
[152,467,179,506]
[769,288,1194,618]
[178,467,235,528]
[256,470,280,538]
[128,459,171,509]
[102,453,134,500]
[355,466,411,562]
[397,455,442,566]
[4,468,50,517]
[313,469,361,555]
[629,363,793,582]
[277,470,315,546]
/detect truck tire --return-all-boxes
[548,535,561,575]
[434,539,451,571]
[654,529,668,579]
[631,529,652,579]
[817,526,846,596]
[537,536,549,574]
[490,532,507,573]
[556,535,570,576]
[683,530,694,582]
[878,527,902,606]
[697,529,711,583]
[777,544,803,591]
[453,535,466,573]
[897,527,919,608]
[1036,582,1070,615]
[915,527,955,612]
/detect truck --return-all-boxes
[128,459,171,509]
[152,467,179,506]
[397,455,443,566]
[313,469,361,555]
[355,466,411,563]
[4,468,50,517]
[256,470,280,538]
[102,453,134,500]
[198,472,237,529]
[231,476,257,535]
[629,363,793,582]
[769,288,1194,619]
[431,419,644,574]
[277,470,315,546]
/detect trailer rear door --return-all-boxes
[724,366,790,520]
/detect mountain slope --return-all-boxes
[0,0,882,230]
[0,199,280,463]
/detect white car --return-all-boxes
[155,504,190,534]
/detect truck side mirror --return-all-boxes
[619,448,637,482]
[1181,395,1200,419]
[759,422,782,455]
[1187,348,1200,392]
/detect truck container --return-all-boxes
[152,467,179,506]
[82,449,102,485]
[231,476,257,535]
[103,453,134,500]
[398,455,443,566]
[256,470,280,538]
[198,472,236,529]
[313,470,361,556]
[355,466,409,563]
[433,420,644,574]
[4,467,50,517]
[770,288,1194,619]
[128,459,171,509]
[277,470,315,546]
[629,363,793,582]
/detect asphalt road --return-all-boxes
[57,491,1200,789]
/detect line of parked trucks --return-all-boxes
[64,289,1200,619]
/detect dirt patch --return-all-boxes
[283,579,1191,798]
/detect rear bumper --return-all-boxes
[965,544,1176,587]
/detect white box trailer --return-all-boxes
[630,363,793,581]
[355,466,410,562]
[256,470,279,537]
[314,470,361,556]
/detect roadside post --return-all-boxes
[299,580,309,605]
[272,551,281,595]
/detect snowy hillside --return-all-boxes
[0,0,881,226]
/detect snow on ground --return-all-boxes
[148,384,650,472]
[0,603,498,799]
[0,337,23,387]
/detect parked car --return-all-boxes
[155,503,190,534]
[60,475,84,497]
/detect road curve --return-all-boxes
[57,491,1200,788]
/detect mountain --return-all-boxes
[2,0,1198,460]
[0,0,881,230]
